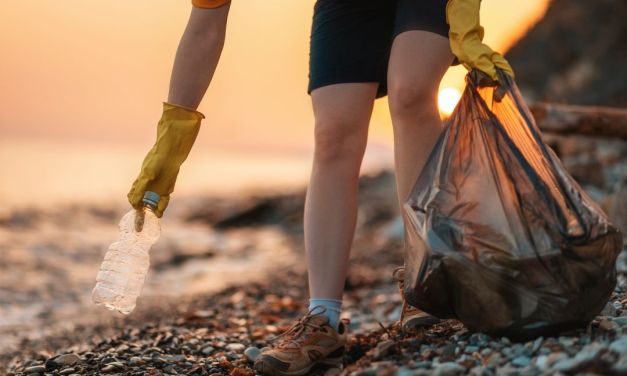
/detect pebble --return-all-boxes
[201,345,215,355]
[552,356,588,373]
[610,336,627,354]
[24,365,46,374]
[546,352,568,367]
[432,362,466,376]
[511,355,531,367]
[613,316,627,326]
[226,343,246,352]
[468,333,490,346]
[395,366,413,376]
[59,368,76,375]
[100,364,118,372]
[599,318,619,331]
[55,353,81,366]
[244,346,261,362]
[531,337,544,353]
[373,340,396,359]
[535,355,548,369]
[129,356,143,366]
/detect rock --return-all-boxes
[325,368,342,376]
[432,362,465,376]
[395,366,414,376]
[373,340,396,360]
[169,354,187,362]
[531,337,544,354]
[610,336,627,355]
[468,333,490,346]
[599,318,619,331]
[414,361,432,369]
[552,358,582,373]
[551,345,602,373]
[100,364,120,372]
[244,347,261,362]
[129,356,143,366]
[59,368,76,375]
[511,356,531,367]
[226,343,246,352]
[465,346,479,354]
[202,346,215,355]
[535,355,548,370]
[487,353,502,367]
[613,316,627,326]
[546,352,568,368]
[54,354,81,366]
[24,365,46,374]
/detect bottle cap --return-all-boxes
[142,191,160,208]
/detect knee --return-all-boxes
[313,119,366,166]
[388,81,438,119]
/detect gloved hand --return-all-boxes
[128,102,205,217]
[446,0,514,82]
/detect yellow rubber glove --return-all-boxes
[446,0,514,82]
[128,102,205,217]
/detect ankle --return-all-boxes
[309,298,342,330]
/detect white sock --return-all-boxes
[309,298,342,330]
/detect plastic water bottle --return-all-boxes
[92,192,161,314]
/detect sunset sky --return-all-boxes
[0,1,550,205]
[1,0,550,145]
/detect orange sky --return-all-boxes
[0,0,549,151]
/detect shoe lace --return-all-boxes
[270,307,327,349]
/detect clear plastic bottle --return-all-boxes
[92,192,161,314]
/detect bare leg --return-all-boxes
[168,4,230,109]
[306,83,378,300]
[387,31,453,208]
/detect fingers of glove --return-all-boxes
[128,183,145,209]
[491,54,515,80]
[155,195,170,218]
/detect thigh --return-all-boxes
[311,83,378,138]
[309,0,396,99]
[387,31,453,100]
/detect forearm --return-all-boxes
[168,4,230,109]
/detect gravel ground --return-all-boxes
[2,172,626,376]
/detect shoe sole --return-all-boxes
[254,356,343,376]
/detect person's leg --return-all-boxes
[168,4,230,109]
[387,31,453,331]
[387,31,453,208]
[306,83,378,307]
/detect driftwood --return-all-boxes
[530,103,627,140]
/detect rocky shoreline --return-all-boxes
[2,157,626,375]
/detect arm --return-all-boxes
[127,1,231,218]
[169,2,230,109]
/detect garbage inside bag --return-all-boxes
[402,70,624,339]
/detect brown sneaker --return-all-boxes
[254,308,347,376]
[393,267,440,331]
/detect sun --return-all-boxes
[438,87,462,116]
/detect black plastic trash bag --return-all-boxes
[402,71,624,339]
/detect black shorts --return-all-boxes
[308,0,450,98]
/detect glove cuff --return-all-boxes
[163,102,206,121]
